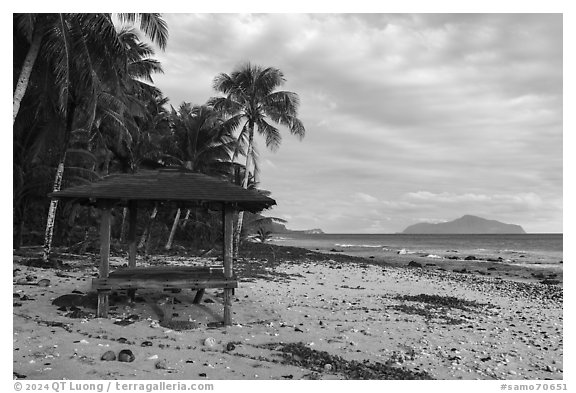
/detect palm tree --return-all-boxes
[89,30,167,246]
[13,13,168,124]
[209,63,306,256]
[12,13,168,262]
[89,27,166,176]
[254,228,273,243]
[165,103,236,173]
[162,103,237,249]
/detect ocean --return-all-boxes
[269,233,563,269]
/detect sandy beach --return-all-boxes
[13,243,562,380]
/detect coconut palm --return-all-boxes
[209,63,305,256]
[90,27,166,175]
[87,28,168,249]
[165,103,236,173]
[13,13,168,124]
[162,103,237,249]
[12,13,168,262]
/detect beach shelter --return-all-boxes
[49,169,276,325]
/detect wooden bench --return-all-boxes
[92,266,238,318]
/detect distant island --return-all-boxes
[268,220,324,234]
[251,213,324,234]
[402,215,526,234]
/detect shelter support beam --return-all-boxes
[223,204,234,326]
[97,206,112,318]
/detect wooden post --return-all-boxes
[222,204,234,326]
[97,206,112,318]
[192,289,205,304]
[128,201,137,268]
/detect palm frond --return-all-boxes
[232,121,251,161]
[14,13,38,42]
[99,107,133,145]
[264,91,300,115]
[287,116,306,139]
[51,14,71,115]
[207,96,243,116]
[115,13,168,50]
[63,166,101,180]
[212,73,236,94]
[128,58,163,82]
[255,66,286,96]
[66,148,98,163]
[256,120,282,151]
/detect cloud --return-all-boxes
[354,192,379,204]
[405,191,545,208]
[152,13,562,233]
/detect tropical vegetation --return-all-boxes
[13,14,305,260]
[209,63,306,255]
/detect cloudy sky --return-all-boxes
[150,13,563,234]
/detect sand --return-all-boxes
[12,245,563,380]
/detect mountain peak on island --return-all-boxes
[402,215,526,234]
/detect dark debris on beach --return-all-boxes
[239,242,376,265]
[395,294,493,311]
[391,303,464,325]
[235,242,375,282]
[257,342,433,380]
[390,294,496,325]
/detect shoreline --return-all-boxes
[13,243,563,380]
[266,237,563,286]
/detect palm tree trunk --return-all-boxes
[233,125,254,258]
[42,100,76,263]
[14,28,43,124]
[42,160,65,262]
[163,161,193,250]
[181,209,191,226]
[13,201,26,250]
[119,207,128,242]
[138,206,158,249]
[165,208,182,250]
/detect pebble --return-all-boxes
[37,279,51,287]
[226,342,236,351]
[324,364,333,371]
[101,351,116,361]
[155,359,169,369]
[118,349,135,362]
[204,337,216,347]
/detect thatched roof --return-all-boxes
[49,169,276,212]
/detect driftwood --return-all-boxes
[14,312,72,332]
[14,279,50,286]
